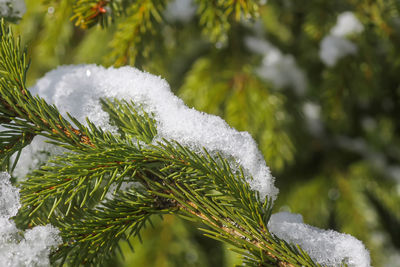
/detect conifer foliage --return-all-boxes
[1,0,400,266]
[0,19,324,266]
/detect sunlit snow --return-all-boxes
[25,65,278,201]
[268,212,371,267]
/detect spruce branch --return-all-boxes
[67,0,264,64]
[53,188,171,265]
[108,0,165,66]
[71,0,132,28]
[0,130,34,171]
[195,0,261,43]
[100,98,157,142]
[0,22,99,151]
[0,20,324,266]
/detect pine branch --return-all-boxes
[0,129,34,171]
[100,98,157,143]
[71,0,131,28]
[53,188,170,265]
[1,20,322,266]
[68,0,264,65]
[108,0,165,66]
[21,137,317,266]
[0,21,102,151]
[196,0,261,43]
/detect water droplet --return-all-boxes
[86,69,91,77]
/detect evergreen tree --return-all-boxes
[1,0,400,266]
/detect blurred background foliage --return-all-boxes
[6,0,400,266]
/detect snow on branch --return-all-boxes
[269,212,371,267]
[12,64,371,266]
[0,172,61,267]
[26,64,278,201]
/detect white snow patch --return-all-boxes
[302,102,323,136]
[319,35,358,67]
[319,12,363,67]
[245,37,307,95]
[245,36,272,55]
[12,136,64,179]
[331,12,364,37]
[105,181,139,200]
[268,212,371,267]
[29,65,278,201]
[0,172,61,267]
[0,0,26,19]
[0,172,20,218]
[164,0,196,22]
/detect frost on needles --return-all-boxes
[11,64,372,266]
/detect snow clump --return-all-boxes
[319,36,357,67]
[330,12,364,37]
[27,64,278,201]
[0,172,61,266]
[302,101,323,136]
[245,36,307,95]
[268,212,371,267]
[164,0,196,22]
[0,0,26,19]
[319,12,364,66]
